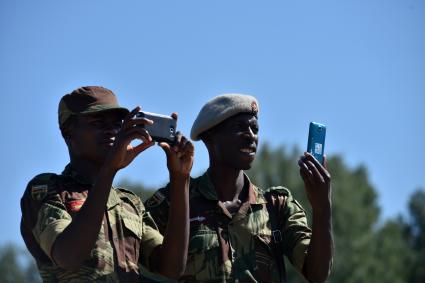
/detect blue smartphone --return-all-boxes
[307,122,326,164]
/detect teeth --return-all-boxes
[240,148,254,153]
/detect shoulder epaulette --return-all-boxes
[116,187,142,203]
[262,186,291,197]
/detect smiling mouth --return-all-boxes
[240,147,256,156]
[101,137,116,145]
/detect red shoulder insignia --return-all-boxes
[66,199,85,212]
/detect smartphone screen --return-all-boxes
[307,122,326,164]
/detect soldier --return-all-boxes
[145,94,334,283]
[20,86,194,282]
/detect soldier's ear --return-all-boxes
[60,116,78,145]
[200,130,214,146]
[61,128,72,145]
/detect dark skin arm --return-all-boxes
[150,132,193,278]
[52,107,155,270]
[298,152,334,283]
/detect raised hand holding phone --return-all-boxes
[298,121,331,211]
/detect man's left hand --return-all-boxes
[298,152,332,212]
[158,113,195,179]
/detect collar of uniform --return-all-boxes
[197,171,267,205]
[196,172,219,200]
[246,174,267,205]
[62,164,121,209]
[61,164,93,186]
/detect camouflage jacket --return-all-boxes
[145,172,312,283]
[20,164,164,283]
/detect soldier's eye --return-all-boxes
[235,123,247,130]
[90,121,104,127]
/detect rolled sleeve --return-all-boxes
[32,202,72,260]
[291,238,310,272]
[140,210,164,268]
[282,195,312,273]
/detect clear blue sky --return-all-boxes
[1,0,424,246]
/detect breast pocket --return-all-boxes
[123,217,143,239]
[122,215,143,267]
[246,209,279,282]
[185,225,222,280]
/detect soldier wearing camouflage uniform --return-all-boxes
[145,94,334,283]
[20,86,194,282]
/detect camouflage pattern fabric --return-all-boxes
[20,164,164,283]
[145,172,312,283]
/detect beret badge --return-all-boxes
[251,101,258,114]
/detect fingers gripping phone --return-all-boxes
[307,122,326,165]
[135,111,177,144]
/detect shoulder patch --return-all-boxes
[31,184,48,201]
[27,173,58,201]
[145,190,166,208]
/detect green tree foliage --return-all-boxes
[368,218,413,283]
[116,177,156,201]
[406,189,425,283]
[0,244,41,283]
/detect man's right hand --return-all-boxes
[105,106,155,171]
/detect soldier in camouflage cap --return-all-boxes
[145,94,334,283]
[20,86,194,282]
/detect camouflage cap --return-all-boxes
[58,86,129,127]
[190,93,259,141]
